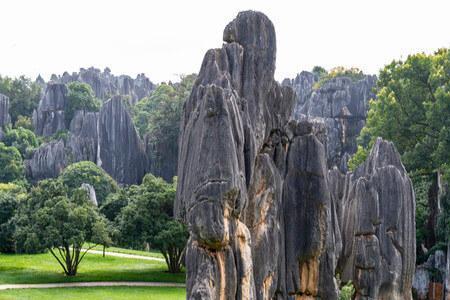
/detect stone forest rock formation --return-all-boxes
[50,67,154,105]
[331,138,416,299]
[26,95,148,184]
[0,93,11,139]
[283,72,376,172]
[32,82,68,136]
[175,11,416,300]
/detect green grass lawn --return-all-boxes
[88,244,164,259]
[0,286,185,300]
[0,252,185,284]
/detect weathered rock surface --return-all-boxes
[334,138,416,300]
[176,11,415,300]
[26,97,147,184]
[25,139,67,180]
[33,83,68,136]
[52,67,154,105]
[67,110,99,163]
[283,72,376,172]
[177,11,340,299]
[81,183,98,206]
[0,93,11,139]
[98,96,148,184]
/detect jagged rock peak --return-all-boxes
[33,82,68,136]
[176,11,340,299]
[98,96,148,184]
[283,71,377,172]
[49,67,154,105]
[335,137,415,300]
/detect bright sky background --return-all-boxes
[1,0,449,84]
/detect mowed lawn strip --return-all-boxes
[0,286,185,300]
[0,252,185,284]
[87,244,164,259]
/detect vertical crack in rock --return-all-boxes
[33,82,68,136]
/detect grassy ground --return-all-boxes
[0,252,185,284]
[0,286,185,299]
[88,244,164,259]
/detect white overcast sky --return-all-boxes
[1,0,449,83]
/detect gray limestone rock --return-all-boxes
[81,183,98,206]
[176,11,341,300]
[33,83,68,136]
[25,139,67,181]
[52,67,154,105]
[176,11,416,300]
[98,96,148,184]
[67,110,99,163]
[27,98,148,185]
[283,72,376,172]
[0,93,11,128]
[336,138,416,300]
[0,93,11,140]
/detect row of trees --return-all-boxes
[0,161,188,275]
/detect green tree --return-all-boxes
[59,161,118,205]
[153,220,188,273]
[3,127,39,158]
[66,82,101,125]
[0,142,24,183]
[0,192,20,253]
[0,75,42,123]
[15,179,110,276]
[14,115,33,131]
[100,187,133,222]
[132,74,196,181]
[116,174,186,272]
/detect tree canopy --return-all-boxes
[0,75,42,123]
[0,142,24,183]
[66,82,101,125]
[132,74,196,181]
[14,179,110,275]
[116,174,187,272]
[59,161,118,206]
[3,127,39,158]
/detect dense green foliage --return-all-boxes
[0,75,42,123]
[100,188,132,222]
[0,142,24,183]
[59,161,118,205]
[358,49,450,175]
[133,74,195,181]
[66,82,101,125]
[14,179,110,276]
[116,174,187,272]
[14,115,33,130]
[0,191,20,253]
[153,220,188,273]
[339,281,355,300]
[3,126,39,158]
